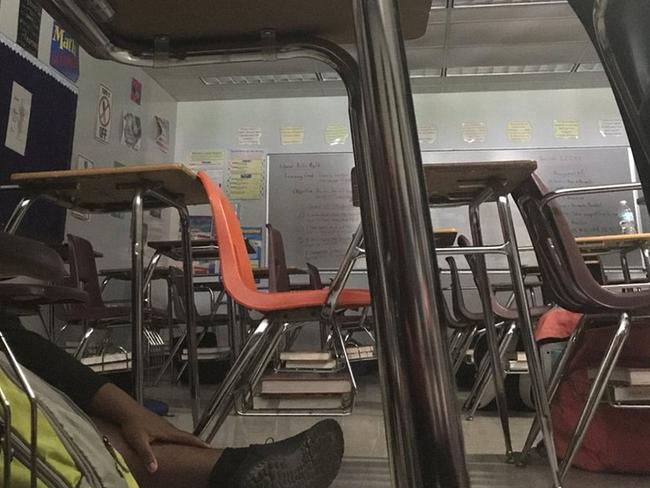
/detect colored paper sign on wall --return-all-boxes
[280,126,305,145]
[507,121,532,142]
[95,84,112,144]
[418,125,438,144]
[554,119,580,139]
[599,119,625,138]
[188,150,226,187]
[462,121,487,143]
[242,226,263,269]
[324,123,349,146]
[4,82,32,156]
[50,23,79,82]
[227,149,265,200]
[238,127,262,145]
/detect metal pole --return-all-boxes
[177,206,201,425]
[496,195,562,487]
[131,190,145,404]
[352,1,469,486]
[4,197,35,234]
[468,193,513,459]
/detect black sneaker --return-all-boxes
[229,419,344,488]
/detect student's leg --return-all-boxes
[93,416,222,488]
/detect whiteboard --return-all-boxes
[267,147,633,269]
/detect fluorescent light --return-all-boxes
[409,68,443,79]
[430,0,448,9]
[446,64,573,77]
[576,63,604,73]
[320,71,343,81]
[200,73,320,86]
[452,0,566,7]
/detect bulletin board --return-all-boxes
[0,34,78,243]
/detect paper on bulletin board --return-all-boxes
[121,111,142,150]
[5,82,32,156]
[280,126,305,145]
[462,122,487,143]
[242,226,263,269]
[154,116,170,153]
[599,119,625,138]
[507,121,532,142]
[554,119,580,139]
[238,127,262,145]
[324,123,349,145]
[418,125,438,144]
[228,149,265,200]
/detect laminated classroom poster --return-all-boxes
[242,226,263,269]
[227,149,266,200]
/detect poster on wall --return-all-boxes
[227,149,265,200]
[4,82,32,156]
[50,23,79,82]
[95,84,112,144]
[131,78,142,105]
[17,0,41,57]
[242,227,263,269]
[154,116,170,153]
[188,150,225,186]
[121,112,142,150]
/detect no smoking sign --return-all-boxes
[95,84,112,144]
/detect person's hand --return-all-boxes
[119,408,210,473]
[89,384,210,474]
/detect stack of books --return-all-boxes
[81,352,131,373]
[507,351,528,372]
[280,351,337,370]
[588,367,650,404]
[346,344,375,361]
[253,371,352,410]
[181,346,230,361]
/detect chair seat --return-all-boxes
[231,286,371,314]
[0,283,88,306]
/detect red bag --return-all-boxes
[539,309,650,474]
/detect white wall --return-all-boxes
[175,87,628,234]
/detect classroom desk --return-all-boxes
[577,233,650,282]
[354,160,558,470]
[6,164,206,424]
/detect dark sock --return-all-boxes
[208,447,249,486]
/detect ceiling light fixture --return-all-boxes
[446,64,573,76]
[452,0,566,7]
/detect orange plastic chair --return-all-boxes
[194,171,371,440]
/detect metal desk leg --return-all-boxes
[496,195,562,487]
[352,0,469,486]
[178,206,200,425]
[468,195,514,461]
[620,252,632,284]
[131,189,145,404]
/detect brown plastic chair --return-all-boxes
[512,173,650,480]
[266,224,291,292]
[0,232,88,337]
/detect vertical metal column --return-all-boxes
[468,195,513,458]
[352,1,469,486]
[131,190,145,404]
[178,207,201,425]
[496,195,561,487]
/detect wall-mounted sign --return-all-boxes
[554,119,580,139]
[507,121,532,142]
[50,23,79,82]
[95,84,112,144]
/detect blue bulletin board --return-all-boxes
[0,34,78,243]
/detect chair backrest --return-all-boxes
[0,232,66,281]
[266,224,291,292]
[66,234,105,308]
[511,174,611,312]
[197,172,258,304]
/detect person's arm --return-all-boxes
[89,383,209,473]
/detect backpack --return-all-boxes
[0,352,139,487]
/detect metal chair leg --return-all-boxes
[193,318,286,442]
[453,327,478,375]
[518,315,588,465]
[467,322,518,421]
[559,313,631,482]
[74,327,95,359]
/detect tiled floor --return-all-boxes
[151,372,650,487]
